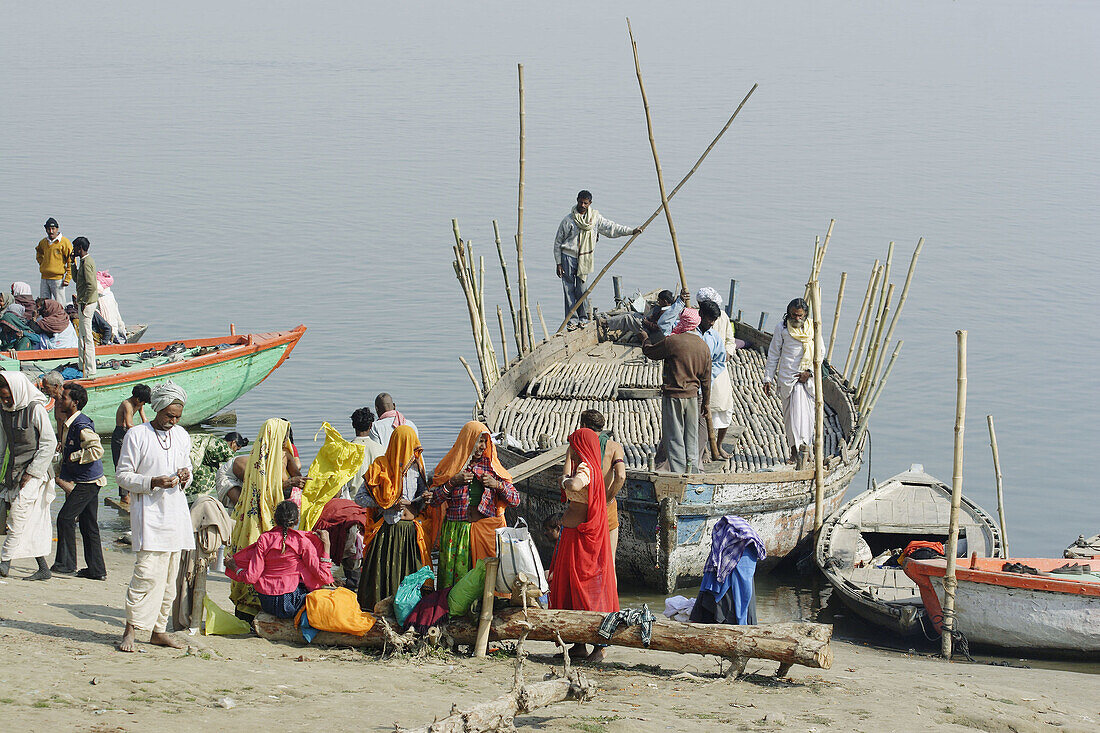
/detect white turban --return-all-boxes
[150,379,188,412]
[696,287,723,308]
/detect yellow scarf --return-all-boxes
[786,318,815,372]
[572,205,600,276]
[298,422,366,531]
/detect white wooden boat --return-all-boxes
[815,464,1002,635]
[905,556,1100,657]
[1065,533,1100,560]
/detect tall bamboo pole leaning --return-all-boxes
[942,329,968,659]
[626,18,719,461]
[497,305,510,367]
[810,281,826,531]
[805,220,835,300]
[858,284,894,411]
[850,340,903,448]
[856,279,892,402]
[536,302,550,342]
[515,63,532,354]
[843,261,879,381]
[987,415,1010,557]
[556,83,758,332]
[493,219,522,354]
[826,272,847,363]
[868,238,923,392]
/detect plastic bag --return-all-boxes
[202,596,252,636]
[495,518,549,594]
[448,559,487,617]
[394,566,435,626]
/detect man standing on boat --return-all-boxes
[763,298,815,465]
[71,236,98,378]
[641,309,711,473]
[697,300,735,460]
[554,190,641,329]
[36,217,73,302]
[115,380,194,652]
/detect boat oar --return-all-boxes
[942,329,968,660]
[556,83,759,333]
[626,17,719,462]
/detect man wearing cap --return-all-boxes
[115,380,194,652]
[35,217,73,301]
[71,236,98,377]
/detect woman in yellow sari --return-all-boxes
[228,418,306,620]
[356,425,430,611]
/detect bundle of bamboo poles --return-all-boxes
[452,220,501,393]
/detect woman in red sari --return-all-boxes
[550,427,619,661]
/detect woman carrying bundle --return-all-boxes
[428,422,519,589]
[227,418,307,620]
[225,501,334,619]
[356,425,431,611]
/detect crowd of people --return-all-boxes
[1,217,130,376]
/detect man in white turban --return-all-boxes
[115,379,195,651]
[696,287,739,357]
[0,372,57,580]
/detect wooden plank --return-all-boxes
[508,444,569,483]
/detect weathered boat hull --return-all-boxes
[1,326,305,433]
[483,314,865,593]
[905,557,1100,657]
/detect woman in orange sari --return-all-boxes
[551,427,619,661]
[356,425,430,611]
[428,422,519,589]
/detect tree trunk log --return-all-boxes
[397,673,596,733]
[254,607,832,670]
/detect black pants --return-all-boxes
[111,426,128,498]
[54,482,106,576]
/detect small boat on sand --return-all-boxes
[815,464,1002,636]
[904,556,1100,657]
[0,325,305,433]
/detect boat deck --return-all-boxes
[491,338,844,471]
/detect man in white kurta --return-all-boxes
[0,372,57,581]
[763,298,816,464]
[116,380,195,651]
[696,300,736,461]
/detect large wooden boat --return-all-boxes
[0,325,305,433]
[815,464,1002,636]
[904,556,1100,657]
[478,310,864,593]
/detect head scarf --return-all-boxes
[431,421,513,487]
[229,417,293,615]
[785,317,815,372]
[35,299,69,334]
[0,371,49,412]
[363,425,423,510]
[696,287,723,308]
[96,271,114,290]
[150,379,188,412]
[0,293,12,310]
[379,408,407,427]
[671,308,701,335]
[11,282,31,297]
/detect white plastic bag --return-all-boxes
[495,518,550,594]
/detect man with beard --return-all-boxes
[764,298,816,464]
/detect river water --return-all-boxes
[2,1,1098,667]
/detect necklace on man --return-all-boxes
[153,426,171,451]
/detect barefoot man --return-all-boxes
[763,298,815,464]
[115,380,194,652]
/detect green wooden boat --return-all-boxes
[0,325,305,433]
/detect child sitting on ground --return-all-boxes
[225,501,335,619]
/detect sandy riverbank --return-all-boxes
[0,539,1096,733]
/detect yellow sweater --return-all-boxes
[36,236,73,281]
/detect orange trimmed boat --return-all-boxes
[0,325,306,434]
[904,555,1100,657]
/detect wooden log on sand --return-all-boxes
[253,607,833,671]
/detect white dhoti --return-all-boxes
[779,379,815,449]
[126,550,182,632]
[710,368,735,430]
[1,476,56,561]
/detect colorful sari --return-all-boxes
[549,428,619,612]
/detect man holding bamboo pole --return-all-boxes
[554,190,641,330]
[763,298,816,465]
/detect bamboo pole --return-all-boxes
[627,19,687,295]
[869,237,924,390]
[987,415,1010,557]
[826,271,847,363]
[493,219,522,354]
[805,220,835,300]
[850,340,902,448]
[942,329,967,659]
[515,63,532,354]
[627,18,718,461]
[556,83,758,332]
[810,280,826,531]
[853,271,887,399]
[497,305,510,366]
[843,261,880,381]
[536,302,550,342]
[857,280,894,403]
[475,557,501,657]
[458,356,483,398]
